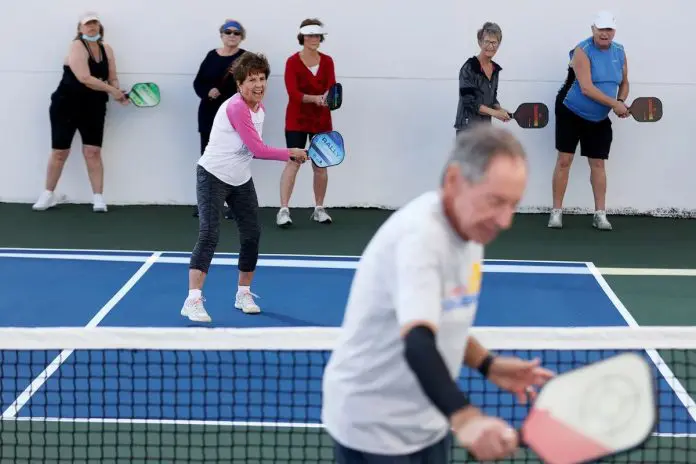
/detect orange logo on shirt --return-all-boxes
[442,261,482,311]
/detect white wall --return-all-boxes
[0,0,694,216]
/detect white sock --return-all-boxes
[237,285,250,295]
[93,193,104,203]
[188,289,202,300]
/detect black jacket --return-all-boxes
[453,56,502,130]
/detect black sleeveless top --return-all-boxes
[53,39,110,105]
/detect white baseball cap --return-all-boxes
[593,10,616,29]
[79,12,100,25]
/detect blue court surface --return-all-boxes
[0,248,694,439]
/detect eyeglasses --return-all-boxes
[482,39,499,48]
[223,30,242,36]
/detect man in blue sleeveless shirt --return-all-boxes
[549,11,629,231]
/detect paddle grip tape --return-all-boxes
[404,325,470,417]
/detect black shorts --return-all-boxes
[286,130,325,167]
[555,100,612,159]
[49,96,107,150]
[285,130,317,149]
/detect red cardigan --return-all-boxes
[284,52,336,133]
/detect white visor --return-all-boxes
[299,25,326,35]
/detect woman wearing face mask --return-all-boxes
[33,12,128,213]
[181,52,308,323]
[192,18,247,217]
[276,18,336,228]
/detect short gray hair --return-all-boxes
[442,125,526,185]
[477,22,502,43]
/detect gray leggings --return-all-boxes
[190,165,260,274]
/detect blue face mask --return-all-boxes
[81,33,101,42]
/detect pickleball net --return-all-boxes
[0,326,694,463]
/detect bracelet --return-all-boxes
[617,98,625,103]
[477,353,496,377]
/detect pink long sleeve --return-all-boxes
[226,98,290,161]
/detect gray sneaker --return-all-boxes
[311,206,332,224]
[548,209,563,228]
[276,207,292,228]
[592,211,612,231]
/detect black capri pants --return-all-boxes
[189,165,260,274]
[49,95,107,149]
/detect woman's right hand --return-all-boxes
[208,88,221,99]
[110,87,127,103]
[493,109,512,122]
[289,148,308,164]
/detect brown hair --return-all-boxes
[74,21,104,41]
[297,18,325,45]
[230,52,271,85]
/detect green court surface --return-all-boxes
[1,202,695,463]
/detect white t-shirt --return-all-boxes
[322,190,484,455]
[198,93,289,186]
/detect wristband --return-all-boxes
[477,353,496,377]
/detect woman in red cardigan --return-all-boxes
[277,18,336,228]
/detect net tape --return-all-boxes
[0,326,693,463]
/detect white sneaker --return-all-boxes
[311,206,332,224]
[235,290,260,314]
[276,207,292,228]
[93,194,107,213]
[548,209,563,228]
[592,211,612,231]
[32,191,58,211]
[180,297,212,322]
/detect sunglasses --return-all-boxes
[223,29,242,36]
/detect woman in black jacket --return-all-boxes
[454,22,512,134]
[192,18,246,217]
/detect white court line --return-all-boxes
[586,262,696,426]
[0,252,162,419]
[598,267,696,277]
[0,247,592,264]
[0,246,361,259]
[7,250,696,276]
[0,251,590,274]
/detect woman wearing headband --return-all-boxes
[192,18,247,217]
[33,12,128,213]
[276,18,336,228]
[181,52,308,322]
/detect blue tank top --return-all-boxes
[563,37,625,122]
